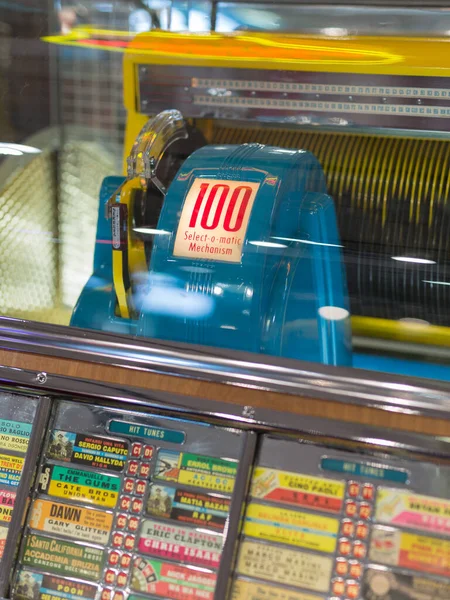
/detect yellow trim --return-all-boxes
[121,179,147,278]
[42,27,134,53]
[112,250,130,319]
[111,179,147,318]
[124,113,148,175]
[123,31,450,77]
[352,317,450,348]
[44,28,450,77]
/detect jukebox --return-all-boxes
[0,4,449,600]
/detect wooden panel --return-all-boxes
[0,349,448,437]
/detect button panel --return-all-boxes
[102,442,157,598]
[333,478,376,599]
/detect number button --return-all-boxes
[362,483,374,501]
[346,581,360,599]
[143,445,153,459]
[345,500,357,518]
[338,538,352,556]
[104,570,116,585]
[127,461,139,476]
[131,498,143,513]
[359,503,371,520]
[112,532,124,548]
[101,590,112,600]
[332,579,346,596]
[347,482,360,498]
[341,520,355,537]
[115,514,127,530]
[356,522,368,540]
[335,558,348,576]
[353,541,367,560]
[120,553,132,569]
[108,551,120,566]
[349,561,362,579]
[135,480,147,496]
[123,478,134,494]
[119,496,131,511]
[139,462,151,478]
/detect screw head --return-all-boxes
[242,405,255,419]
[36,372,47,384]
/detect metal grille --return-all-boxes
[0,135,116,324]
[212,124,450,325]
[0,151,58,320]
[58,139,116,308]
[58,38,125,162]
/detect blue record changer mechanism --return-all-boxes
[72,111,351,366]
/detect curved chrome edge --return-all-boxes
[0,364,448,460]
[0,316,449,420]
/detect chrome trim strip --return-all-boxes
[0,317,449,419]
[0,395,52,596]
[216,431,257,600]
[0,364,449,459]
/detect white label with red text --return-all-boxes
[173,178,259,263]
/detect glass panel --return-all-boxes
[1,1,450,381]
[215,4,450,35]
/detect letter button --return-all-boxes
[143,445,153,459]
[127,461,139,476]
[113,592,124,600]
[335,558,348,576]
[332,579,345,596]
[101,589,112,600]
[347,481,360,498]
[108,551,120,566]
[117,573,128,588]
[104,570,116,585]
[128,516,139,532]
[131,443,142,458]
